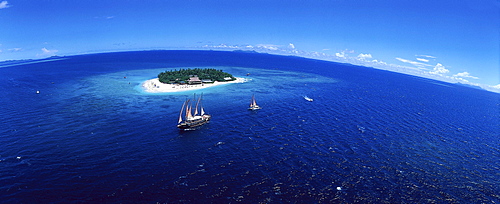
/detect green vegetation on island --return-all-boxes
[157,68,236,84]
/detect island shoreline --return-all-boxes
[142,77,248,93]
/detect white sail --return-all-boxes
[249,94,261,110]
[178,101,186,124]
[250,95,255,107]
[186,100,193,119]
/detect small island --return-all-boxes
[158,68,236,84]
[142,68,247,93]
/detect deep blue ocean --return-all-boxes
[1,50,499,203]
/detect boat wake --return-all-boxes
[303,96,313,102]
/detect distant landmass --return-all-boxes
[0,56,64,68]
[232,50,259,54]
[455,82,484,90]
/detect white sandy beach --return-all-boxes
[142,77,248,93]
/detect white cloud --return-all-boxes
[395,57,411,63]
[335,51,346,58]
[94,16,115,20]
[415,54,436,59]
[0,1,9,9]
[429,63,449,75]
[37,47,58,57]
[453,72,479,79]
[450,76,470,83]
[42,48,53,53]
[288,43,295,49]
[256,44,279,51]
[492,84,500,89]
[416,58,429,62]
[372,59,387,65]
[357,53,372,59]
[203,44,240,49]
[8,48,22,52]
[396,57,432,67]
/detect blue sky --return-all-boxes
[1,0,499,89]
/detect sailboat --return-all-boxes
[248,94,261,110]
[177,94,211,130]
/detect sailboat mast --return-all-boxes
[194,94,201,116]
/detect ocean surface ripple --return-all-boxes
[1,51,499,203]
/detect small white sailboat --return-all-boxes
[248,94,261,110]
[303,96,313,102]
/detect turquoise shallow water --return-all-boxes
[0,50,499,203]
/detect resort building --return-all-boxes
[188,75,202,85]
